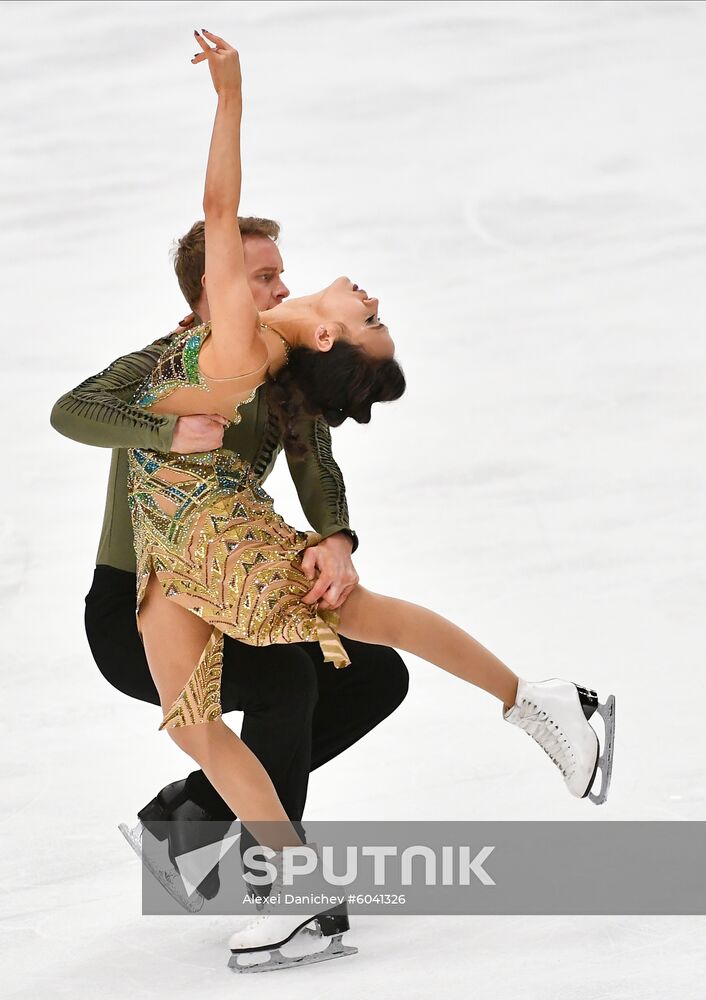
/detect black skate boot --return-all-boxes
[119,780,233,911]
[165,798,234,900]
[136,779,188,841]
[118,779,187,865]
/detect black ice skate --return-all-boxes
[118,780,232,912]
[503,677,615,804]
[228,842,357,973]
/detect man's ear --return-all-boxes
[313,323,335,353]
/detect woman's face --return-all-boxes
[316,276,395,359]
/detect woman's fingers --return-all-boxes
[191,29,213,64]
[201,29,233,50]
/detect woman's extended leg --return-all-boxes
[138,569,304,852]
[337,585,519,709]
[336,583,615,805]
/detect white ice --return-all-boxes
[2,1,705,997]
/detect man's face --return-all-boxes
[242,236,289,310]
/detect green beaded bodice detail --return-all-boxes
[132,324,212,409]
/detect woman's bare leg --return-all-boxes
[138,570,303,852]
[337,585,519,711]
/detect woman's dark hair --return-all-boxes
[266,340,406,457]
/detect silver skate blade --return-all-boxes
[587,695,615,806]
[118,822,204,913]
[228,933,358,974]
[118,820,149,862]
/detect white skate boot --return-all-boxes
[503,678,615,804]
[228,841,357,973]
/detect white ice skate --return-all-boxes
[228,841,357,974]
[118,819,205,913]
[503,677,615,804]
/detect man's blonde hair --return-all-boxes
[171,216,281,310]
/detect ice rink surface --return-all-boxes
[2,0,705,995]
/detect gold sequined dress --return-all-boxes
[125,321,350,731]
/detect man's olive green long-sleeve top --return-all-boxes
[50,328,357,573]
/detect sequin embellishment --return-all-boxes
[126,323,350,731]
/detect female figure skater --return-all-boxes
[126,30,615,970]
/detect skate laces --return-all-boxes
[513,699,576,778]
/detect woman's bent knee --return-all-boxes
[166,716,228,765]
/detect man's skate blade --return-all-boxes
[118,821,143,860]
[229,933,358,973]
[587,695,615,806]
[119,823,204,913]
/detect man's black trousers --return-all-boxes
[84,565,410,827]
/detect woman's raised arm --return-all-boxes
[193,30,265,375]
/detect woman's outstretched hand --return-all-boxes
[191,29,241,97]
